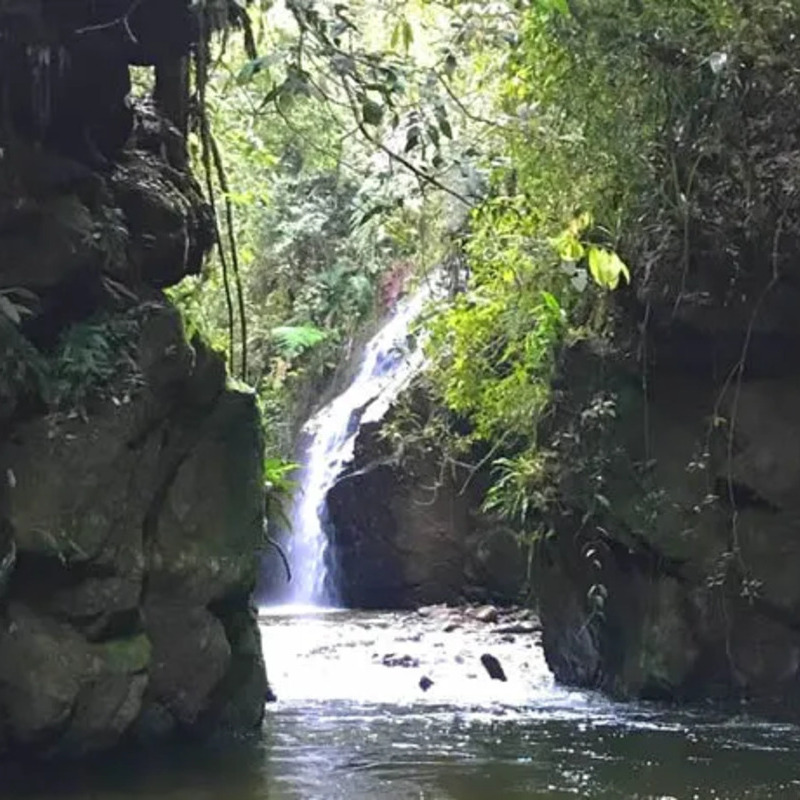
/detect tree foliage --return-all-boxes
[182,0,800,534]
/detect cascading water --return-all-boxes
[282,284,435,606]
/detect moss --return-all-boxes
[100,633,152,674]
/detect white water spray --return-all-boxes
[282,285,434,606]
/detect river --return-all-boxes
[4,606,800,799]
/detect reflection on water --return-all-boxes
[4,609,800,799]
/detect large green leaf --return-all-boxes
[587,247,631,291]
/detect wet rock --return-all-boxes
[0,603,149,755]
[211,606,269,732]
[0,309,267,751]
[500,634,516,643]
[443,622,461,633]
[537,344,800,704]
[480,653,507,682]
[474,605,499,624]
[147,388,264,606]
[326,391,528,609]
[419,676,434,692]
[381,653,420,668]
[142,602,230,728]
[493,622,541,635]
[110,152,213,288]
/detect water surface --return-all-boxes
[4,608,800,799]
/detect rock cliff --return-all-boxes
[326,391,527,609]
[0,0,267,756]
[536,42,800,710]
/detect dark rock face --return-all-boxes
[537,336,800,708]
[326,401,527,609]
[0,303,268,756]
[0,1,268,757]
[532,7,800,712]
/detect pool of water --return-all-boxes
[4,607,800,799]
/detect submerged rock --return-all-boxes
[381,653,420,668]
[419,675,434,692]
[493,623,541,635]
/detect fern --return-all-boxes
[270,325,327,359]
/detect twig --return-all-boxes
[75,0,144,43]
[266,535,292,584]
[341,78,474,208]
[437,73,506,131]
[724,215,783,570]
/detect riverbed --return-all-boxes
[3,608,800,799]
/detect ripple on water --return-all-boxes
[3,609,800,800]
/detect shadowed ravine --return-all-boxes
[3,608,800,799]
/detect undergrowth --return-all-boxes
[0,313,143,421]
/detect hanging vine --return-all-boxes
[192,0,256,380]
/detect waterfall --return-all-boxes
[282,285,434,607]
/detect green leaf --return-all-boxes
[538,0,570,15]
[550,231,585,261]
[587,247,631,290]
[540,291,561,315]
[390,20,401,49]
[236,53,283,85]
[390,18,414,52]
[402,19,414,50]
[568,211,594,236]
[362,99,385,126]
[443,52,457,79]
[404,126,421,152]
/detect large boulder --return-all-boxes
[0,603,150,755]
[326,400,527,609]
[0,0,269,759]
[0,304,269,755]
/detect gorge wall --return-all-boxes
[0,0,267,756]
[536,47,800,710]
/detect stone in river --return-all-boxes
[474,605,499,623]
[382,653,420,668]
[480,653,507,681]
